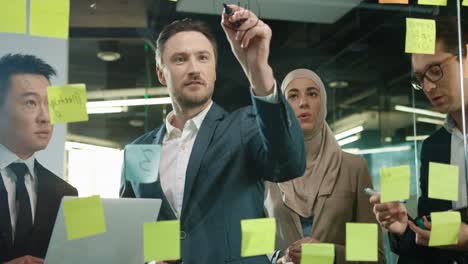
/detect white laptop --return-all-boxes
[45,197,161,264]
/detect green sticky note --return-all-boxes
[30,0,70,39]
[429,211,461,246]
[380,165,411,203]
[464,0,468,6]
[301,243,335,264]
[0,0,26,34]
[346,223,378,262]
[48,84,89,124]
[62,195,106,240]
[144,220,180,262]
[418,0,447,5]
[124,144,161,183]
[241,218,276,257]
[428,162,459,201]
[405,18,436,55]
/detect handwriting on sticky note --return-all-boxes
[379,0,408,4]
[241,218,276,257]
[418,0,447,5]
[346,223,378,262]
[301,243,335,264]
[144,220,180,262]
[30,0,70,39]
[0,0,26,34]
[428,162,459,201]
[405,18,436,55]
[125,144,161,183]
[62,195,106,240]
[48,84,88,124]
[429,211,461,246]
[380,165,410,203]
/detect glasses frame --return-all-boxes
[410,55,458,91]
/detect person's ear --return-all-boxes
[156,64,167,86]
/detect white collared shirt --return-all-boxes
[159,102,214,218]
[0,144,37,240]
[158,86,279,218]
[443,116,468,209]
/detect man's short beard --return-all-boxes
[174,91,213,109]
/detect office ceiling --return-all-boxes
[67,0,465,148]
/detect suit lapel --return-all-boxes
[0,173,12,252]
[29,162,56,248]
[180,104,225,219]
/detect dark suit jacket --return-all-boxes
[121,91,306,264]
[0,161,78,262]
[389,127,468,264]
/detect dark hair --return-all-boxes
[155,18,218,65]
[0,53,56,105]
[435,16,468,57]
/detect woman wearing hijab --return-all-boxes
[265,69,386,264]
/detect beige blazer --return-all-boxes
[265,152,386,264]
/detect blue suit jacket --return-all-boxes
[121,89,306,264]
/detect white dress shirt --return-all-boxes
[158,86,279,218]
[444,116,468,209]
[0,144,37,240]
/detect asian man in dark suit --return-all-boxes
[0,54,78,264]
[121,5,306,264]
[370,17,468,264]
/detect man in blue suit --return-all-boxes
[121,5,306,264]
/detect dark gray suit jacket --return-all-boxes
[121,90,306,264]
[390,127,468,264]
[0,161,78,262]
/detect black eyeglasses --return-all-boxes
[410,55,457,91]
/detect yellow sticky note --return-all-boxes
[380,165,411,203]
[62,195,106,240]
[144,220,180,262]
[405,18,436,55]
[241,218,276,257]
[48,84,89,124]
[429,211,461,246]
[464,0,468,6]
[30,0,70,39]
[418,0,447,5]
[0,0,26,34]
[301,243,335,264]
[428,162,459,201]
[465,45,468,77]
[379,0,408,4]
[346,223,378,262]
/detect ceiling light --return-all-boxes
[87,97,172,108]
[335,126,364,141]
[97,41,121,62]
[329,81,349,89]
[416,117,445,126]
[338,135,360,146]
[129,120,145,127]
[343,145,411,155]
[87,106,124,114]
[394,105,446,119]
[406,135,430,141]
[97,51,121,62]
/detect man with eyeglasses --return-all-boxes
[370,16,468,264]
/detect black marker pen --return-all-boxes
[223,3,243,28]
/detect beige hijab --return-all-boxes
[278,69,343,218]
